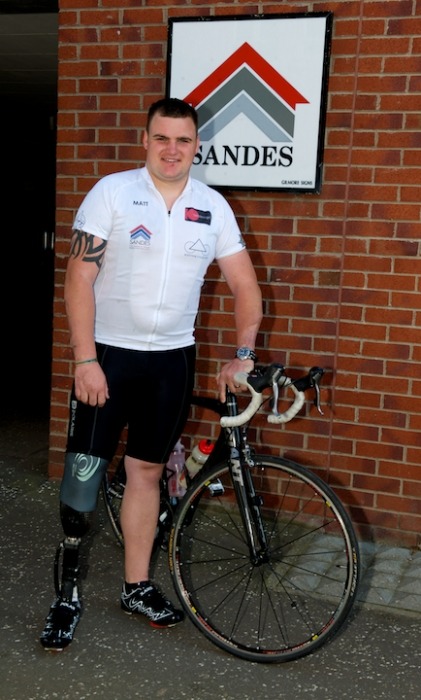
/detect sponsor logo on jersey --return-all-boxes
[184,207,212,225]
[130,224,153,248]
[184,238,210,259]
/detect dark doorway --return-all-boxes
[0,6,58,418]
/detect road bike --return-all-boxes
[102,363,360,663]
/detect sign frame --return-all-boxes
[166,12,333,193]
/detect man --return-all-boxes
[40,97,262,650]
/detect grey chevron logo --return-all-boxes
[198,89,293,143]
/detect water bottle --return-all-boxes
[166,439,187,498]
[185,438,214,479]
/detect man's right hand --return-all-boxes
[74,363,110,407]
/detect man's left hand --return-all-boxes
[216,358,254,403]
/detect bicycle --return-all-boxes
[102,363,361,663]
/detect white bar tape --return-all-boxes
[220,372,264,427]
[267,385,305,423]
[220,373,305,428]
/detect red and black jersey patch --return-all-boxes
[185,207,212,225]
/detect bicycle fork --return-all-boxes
[225,394,269,564]
[229,443,269,563]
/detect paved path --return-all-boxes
[0,417,420,700]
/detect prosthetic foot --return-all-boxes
[40,537,82,651]
[40,596,81,651]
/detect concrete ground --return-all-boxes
[0,416,420,700]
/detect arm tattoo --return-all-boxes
[70,229,107,269]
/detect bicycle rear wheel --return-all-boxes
[102,458,125,547]
[169,455,360,663]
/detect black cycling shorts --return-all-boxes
[66,343,196,464]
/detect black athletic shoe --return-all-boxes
[121,581,184,628]
[40,596,81,651]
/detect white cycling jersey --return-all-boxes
[73,166,246,351]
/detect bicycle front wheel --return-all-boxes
[169,455,360,663]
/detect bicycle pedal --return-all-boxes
[207,479,224,496]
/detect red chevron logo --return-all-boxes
[184,42,308,110]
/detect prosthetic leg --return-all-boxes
[40,453,108,651]
[39,505,89,651]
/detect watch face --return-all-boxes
[236,347,255,361]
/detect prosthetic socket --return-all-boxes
[55,453,109,600]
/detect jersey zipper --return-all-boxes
[146,194,177,348]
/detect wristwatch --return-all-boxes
[235,346,257,362]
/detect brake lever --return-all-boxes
[313,381,323,415]
[309,366,324,415]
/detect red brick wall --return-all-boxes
[50,0,421,548]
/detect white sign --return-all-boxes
[167,13,333,192]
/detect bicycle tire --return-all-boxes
[102,458,125,548]
[169,455,360,663]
